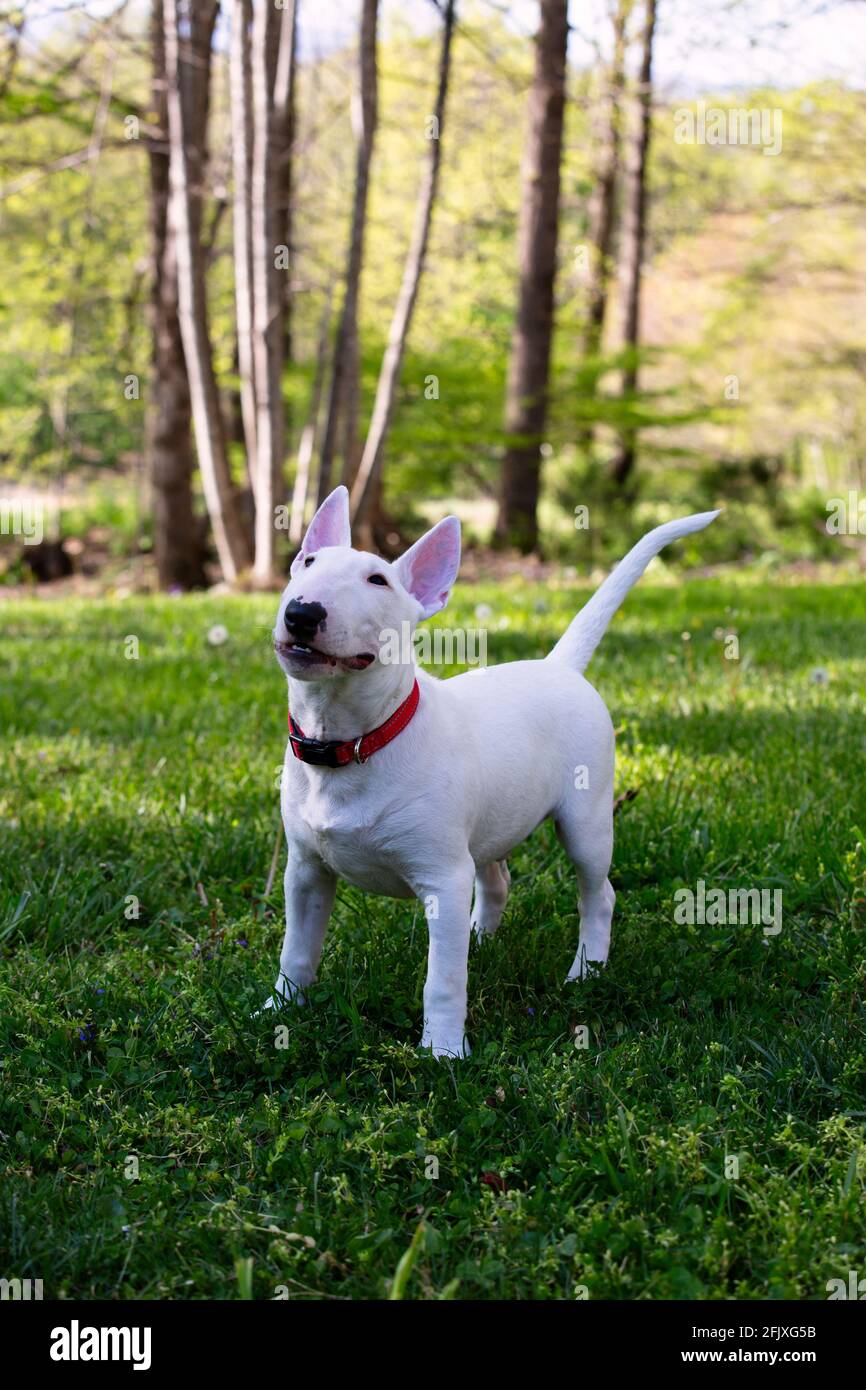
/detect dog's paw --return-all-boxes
[254,979,306,1017]
[565,958,606,984]
[420,1028,471,1060]
[470,909,505,942]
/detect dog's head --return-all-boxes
[273,486,461,682]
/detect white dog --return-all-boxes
[267,486,718,1058]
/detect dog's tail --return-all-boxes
[547,510,721,674]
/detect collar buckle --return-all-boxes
[288,679,420,770]
[288,731,345,768]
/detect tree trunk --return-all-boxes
[147,0,204,590]
[230,0,258,488]
[610,0,656,488]
[289,287,334,546]
[231,0,294,585]
[583,0,631,363]
[164,0,251,582]
[249,0,287,583]
[317,0,379,507]
[494,0,568,554]
[339,320,361,487]
[272,0,298,367]
[349,0,456,534]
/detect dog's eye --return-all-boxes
[367,574,388,586]
[304,555,315,568]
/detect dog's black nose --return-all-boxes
[284,599,327,641]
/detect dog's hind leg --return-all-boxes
[555,803,615,980]
[471,859,511,939]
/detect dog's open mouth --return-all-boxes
[274,639,376,672]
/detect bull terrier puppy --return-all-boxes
[266,486,718,1058]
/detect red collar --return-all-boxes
[288,679,420,768]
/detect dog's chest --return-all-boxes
[283,767,414,898]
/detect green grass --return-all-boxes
[1,573,865,1300]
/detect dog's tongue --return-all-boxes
[343,652,376,670]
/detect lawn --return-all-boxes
[1,571,865,1300]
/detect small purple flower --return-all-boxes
[78,1023,98,1044]
[237,939,248,949]
[526,1007,535,1017]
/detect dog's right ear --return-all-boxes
[291,486,351,573]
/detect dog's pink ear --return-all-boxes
[292,486,351,571]
[394,516,461,619]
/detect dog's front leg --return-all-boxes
[267,843,336,1008]
[415,861,475,1060]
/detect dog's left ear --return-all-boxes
[394,515,461,619]
[291,485,351,572]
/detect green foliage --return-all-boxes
[1,576,865,1297]
[1,12,865,560]
[0,23,148,481]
